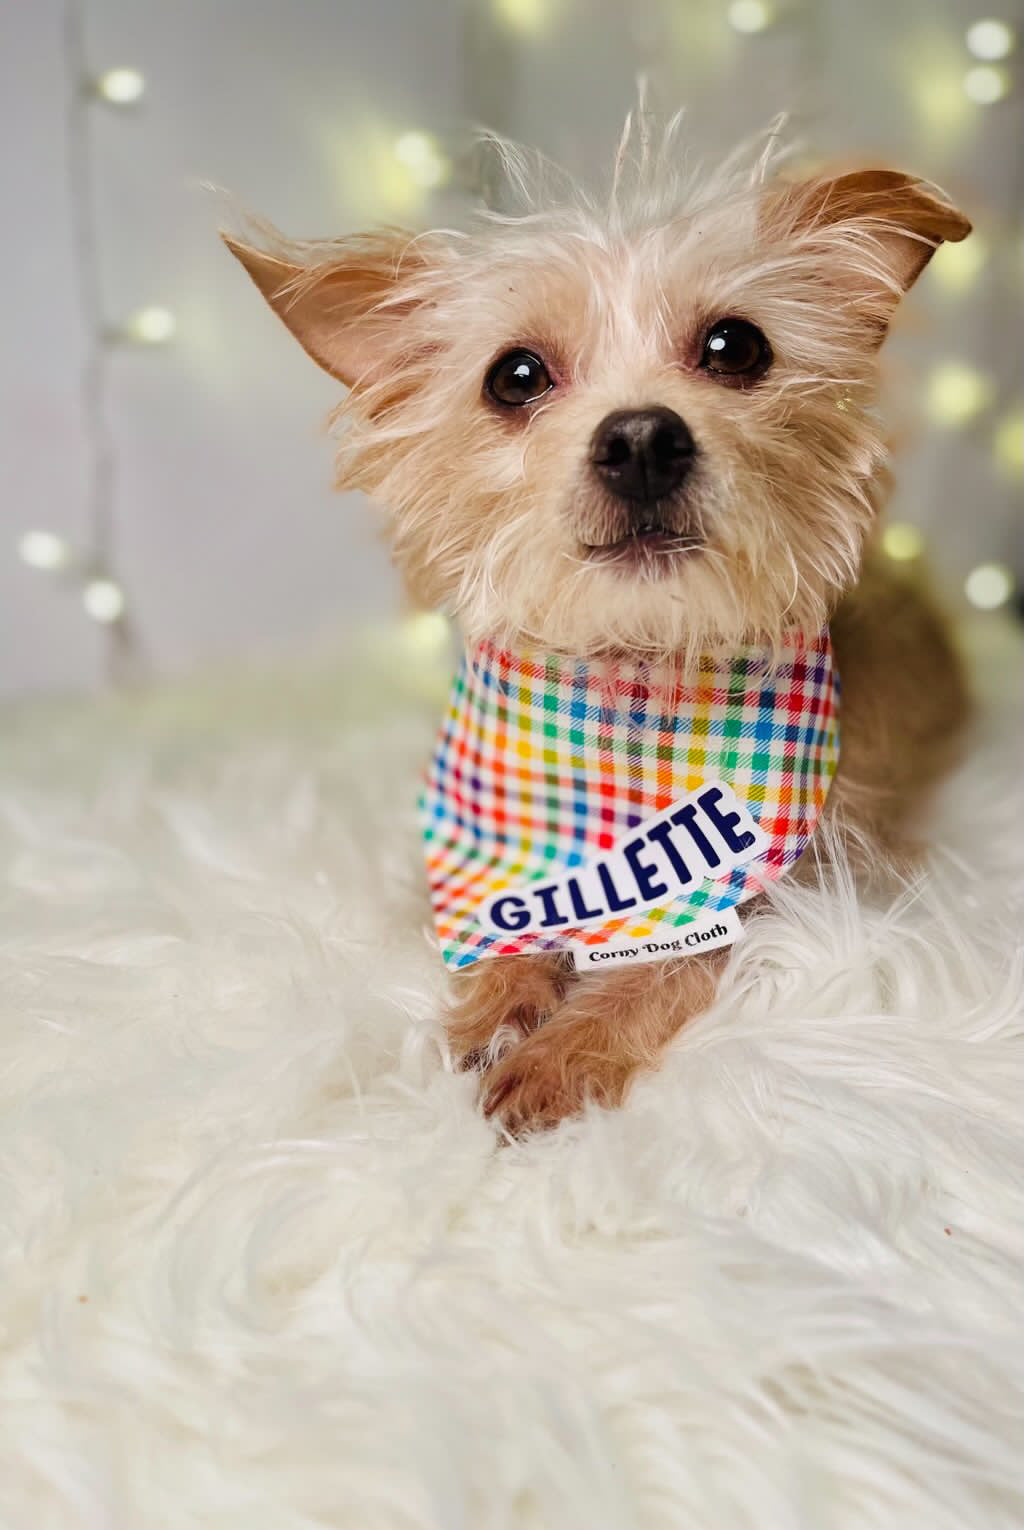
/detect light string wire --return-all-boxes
[62,0,141,682]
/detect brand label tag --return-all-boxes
[565,906,743,969]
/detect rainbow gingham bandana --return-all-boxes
[420,631,840,970]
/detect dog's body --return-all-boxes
[227,123,970,1131]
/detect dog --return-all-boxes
[226,119,971,1132]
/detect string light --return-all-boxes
[965,19,1016,60]
[46,0,141,680]
[493,0,548,37]
[963,64,1011,102]
[393,131,448,189]
[124,305,176,344]
[94,67,145,105]
[18,530,71,571]
[964,562,1014,610]
[881,523,924,561]
[82,578,126,624]
[728,0,771,33]
[924,362,994,427]
[930,232,989,294]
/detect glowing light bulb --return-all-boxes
[993,409,1024,477]
[82,579,125,623]
[96,68,145,104]
[728,0,771,32]
[18,530,70,570]
[966,19,1015,60]
[126,306,176,344]
[882,523,924,562]
[964,562,1014,610]
[493,0,547,37]
[393,131,448,189]
[929,233,989,295]
[924,362,994,427]
[963,64,1010,102]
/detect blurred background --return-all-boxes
[2,0,1021,699]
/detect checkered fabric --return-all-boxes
[421,631,840,969]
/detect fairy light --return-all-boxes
[728,0,771,33]
[963,64,1011,102]
[393,131,448,190]
[493,0,548,36]
[965,19,1016,60]
[95,67,145,104]
[18,530,71,571]
[29,0,141,680]
[125,305,176,344]
[964,563,1014,610]
[82,578,125,624]
[924,362,995,427]
[930,232,989,295]
[881,523,924,562]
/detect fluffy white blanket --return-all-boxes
[1,622,1021,1530]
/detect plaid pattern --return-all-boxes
[421,631,840,969]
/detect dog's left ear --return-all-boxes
[222,228,441,387]
[766,168,971,315]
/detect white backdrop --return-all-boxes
[2,0,1021,697]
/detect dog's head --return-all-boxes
[227,137,968,658]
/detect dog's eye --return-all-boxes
[700,319,772,379]
[486,349,553,406]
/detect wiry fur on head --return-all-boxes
[226,115,969,662]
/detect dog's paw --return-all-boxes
[481,1018,631,1133]
[445,954,572,1071]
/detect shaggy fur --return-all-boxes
[0,624,1021,1528]
[226,120,972,1129]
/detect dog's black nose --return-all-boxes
[590,407,695,503]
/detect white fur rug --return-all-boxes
[2,620,1022,1530]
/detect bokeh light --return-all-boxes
[403,610,450,654]
[924,362,995,427]
[727,0,771,33]
[881,522,924,561]
[95,67,145,104]
[964,562,1014,609]
[394,131,448,189]
[911,64,972,139]
[493,0,548,37]
[127,306,176,344]
[82,579,125,623]
[18,530,71,571]
[929,232,989,294]
[965,19,1016,60]
[963,64,1011,103]
[993,409,1024,477]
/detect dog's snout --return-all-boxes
[590,407,695,504]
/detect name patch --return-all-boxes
[480,781,767,936]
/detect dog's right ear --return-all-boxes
[222,228,440,388]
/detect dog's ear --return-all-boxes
[765,168,971,311]
[222,228,440,387]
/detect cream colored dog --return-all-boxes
[227,125,970,1132]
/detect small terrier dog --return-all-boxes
[227,120,971,1132]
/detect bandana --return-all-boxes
[421,631,839,970]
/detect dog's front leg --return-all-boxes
[445,953,574,1069]
[481,950,727,1132]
